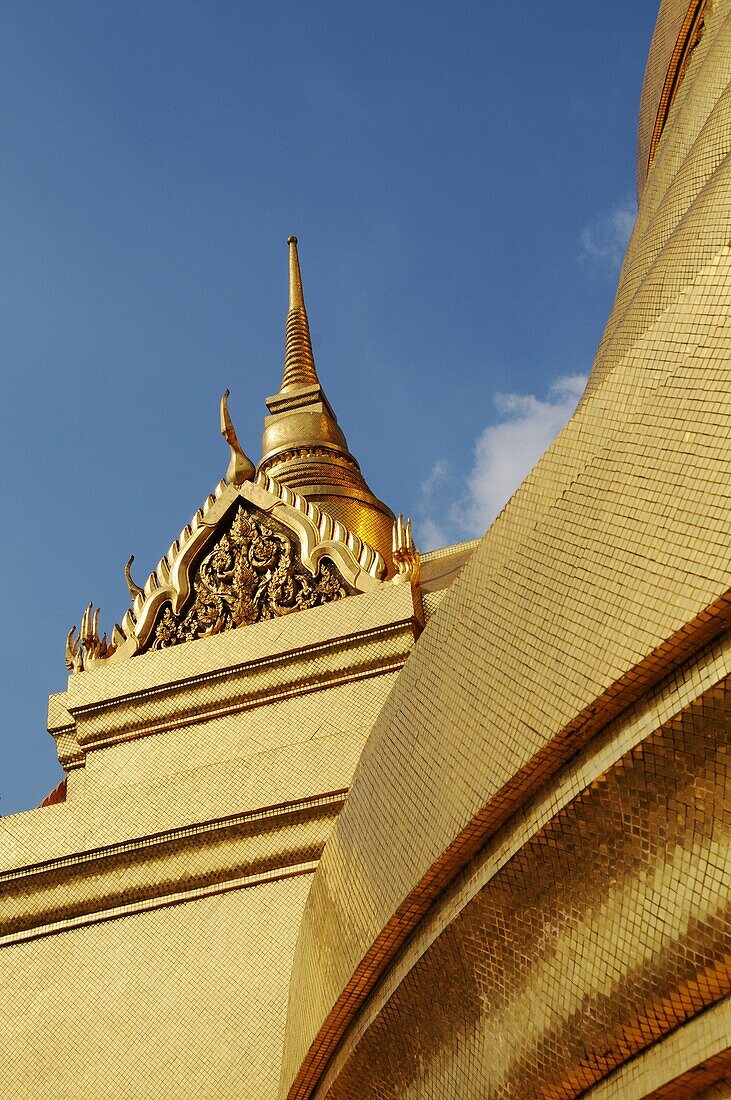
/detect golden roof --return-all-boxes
[65,470,392,670]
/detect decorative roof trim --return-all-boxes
[103,471,387,664]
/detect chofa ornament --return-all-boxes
[65,603,108,672]
[150,503,351,650]
[392,513,420,585]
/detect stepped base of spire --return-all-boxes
[259,412,395,571]
[305,493,395,572]
[261,383,350,462]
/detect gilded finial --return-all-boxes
[260,236,396,569]
[220,389,255,485]
[125,556,143,600]
[281,235,319,390]
[65,625,83,673]
[66,603,108,671]
[392,514,420,585]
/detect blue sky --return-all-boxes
[1,1,658,814]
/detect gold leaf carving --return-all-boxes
[148,503,350,650]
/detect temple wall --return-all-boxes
[0,585,421,1099]
[0,876,311,1099]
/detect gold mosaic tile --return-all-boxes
[280,5,731,1095]
[0,580,418,1098]
[320,685,730,1098]
[4,4,731,1098]
[0,875,312,1099]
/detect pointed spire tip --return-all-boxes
[281,233,319,389]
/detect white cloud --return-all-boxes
[579,200,637,268]
[416,459,451,550]
[417,375,587,550]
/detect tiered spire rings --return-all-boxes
[259,237,395,566]
[282,237,319,389]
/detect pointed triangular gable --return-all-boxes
[68,472,388,670]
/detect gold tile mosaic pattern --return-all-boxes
[281,243,731,1100]
[0,876,312,1099]
[0,579,418,1097]
[3,3,731,1097]
[0,793,342,943]
[638,0,702,186]
[52,584,416,763]
[637,1,690,192]
[587,997,730,1098]
[318,679,730,1099]
[280,4,731,1095]
[588,0,731,400]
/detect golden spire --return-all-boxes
[282,236,319,390]
[259,237,395,569]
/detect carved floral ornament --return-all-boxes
[149,502,352,651]
[67,471,422,670]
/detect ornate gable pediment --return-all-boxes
[68,472,389,670]
[149,499,354,651]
